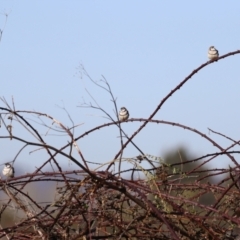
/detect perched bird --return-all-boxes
[118,107,129,122]
[2,163,14,178]
[208,46,219,60]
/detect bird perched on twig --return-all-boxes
[2,163,14,178]
[118,107,129,122]
[208,46,219,60]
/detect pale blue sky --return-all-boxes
[1,1,240,175]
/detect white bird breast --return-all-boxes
[208,46,219,60]
[2,165,14,178]
[119,108,129,121]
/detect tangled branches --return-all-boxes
[0,50,240,239]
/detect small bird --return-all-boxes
[2,163,14,178]
[208,46,219,60]
[118,107,129,122]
